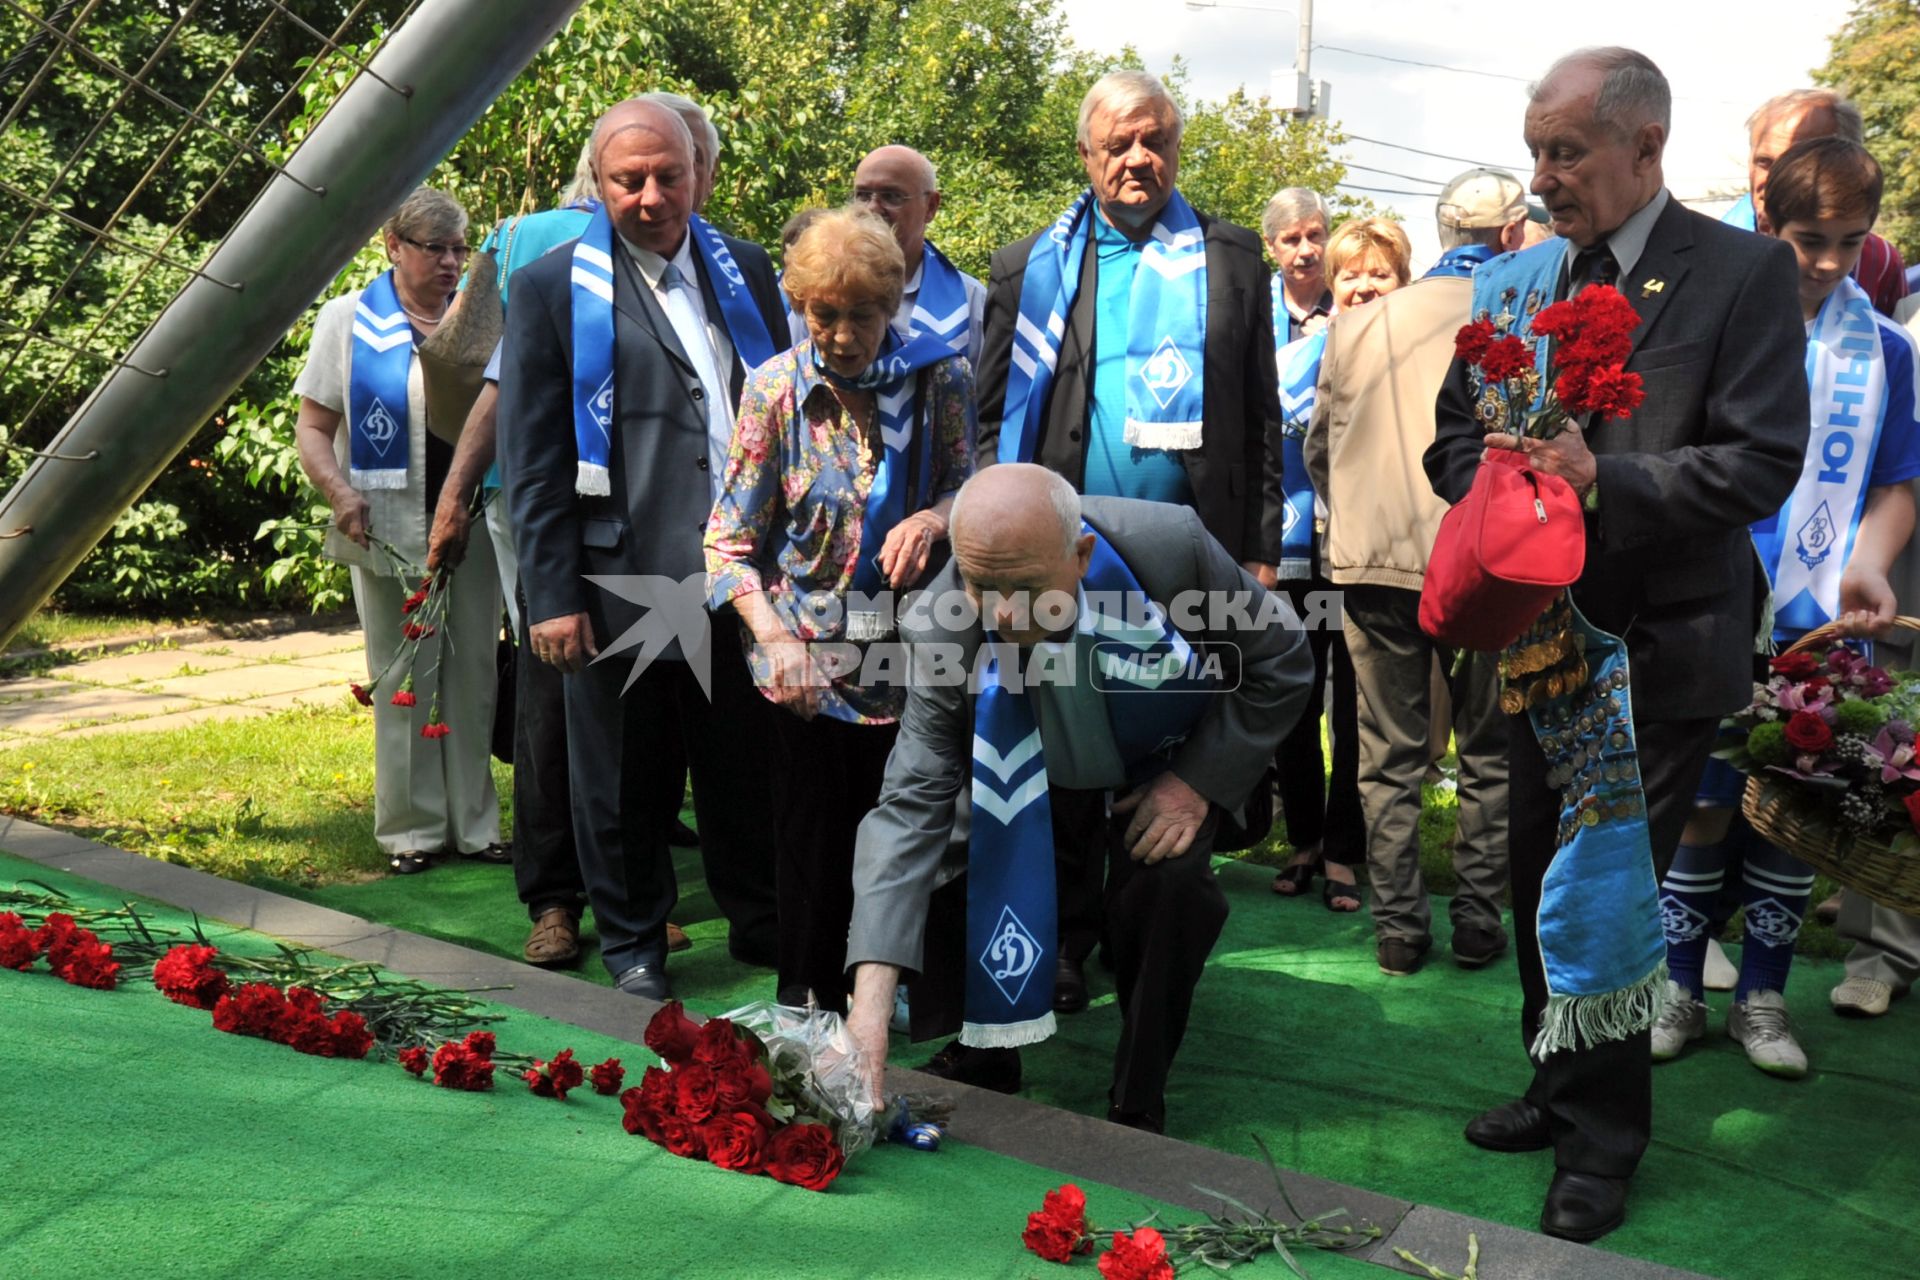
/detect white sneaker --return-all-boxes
[1727,989,1809,1078]
[1831,975,1895,1018]
[1651,980,1708,1061]
[1703,938,1737,991]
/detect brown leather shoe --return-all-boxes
[666,922,692,952]
[523,907,580,967]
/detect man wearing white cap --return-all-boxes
[1303,167,1528,975]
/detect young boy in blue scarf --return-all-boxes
[1654,137,1920,1077]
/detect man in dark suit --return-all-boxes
[497,99,785,999]
[972,70,1285,1021]
[1424,48,1808,1241]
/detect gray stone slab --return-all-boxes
[50,648,252,685]
[0,687,197,735]
[0,816,1705,1280]
[142,663,339,700]
[60,705,270,739]
[1368,1204,1712,1280]
[183,628,363,661]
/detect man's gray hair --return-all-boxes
[588,97,694,168]
[638,90,722,168]
[1530,46,1671,137]
[385,187,466,241]
[1437,220,1508,251]
[949,467,1083,559]
[1261,188,1331,242]
[560,139,596,205]
[1077,69,1183,147]
[1746,88,1863,144]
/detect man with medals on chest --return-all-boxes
[1424,48,1809,1241]
[496,99,789,1001]
[842,464,1313,1132]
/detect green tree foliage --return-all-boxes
[1816,0,1920,260]
[5,0,1358,613]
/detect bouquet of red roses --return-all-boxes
[621,1000,880,1191]
[1453,283,1645,441]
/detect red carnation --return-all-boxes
[52,934,119,990]
[0,912,36,971]
[658,1114,708,1160]
[1454,317,1498,365]
[764,1122,846,1192]
[34,913,81,967]
[1023,1184,1094,1263]
[432,1040,495,1091]
[1784,710,1835,754]
[462,1030,496,1057]
[524,1048,586,1099]
[1905,792,1920,836]
[701,1106,773,1173]
[402,621,437,641]
[399,1046,431,1076]
[350,683,374,707]
[401,590,428,616]
[153,943,230,1009]
[1476,335,1535,383]
[1097,1227,1174,1280]
[1770,652,1821,680]
[420,721,451,740]
[1560,363,1644,420]
[329,1010,373,1059]
[391,680,417,708]
[590,1057,625,1096]
[645,1000,702,1065]
[286,1012,340,1057]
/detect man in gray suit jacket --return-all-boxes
[1424,49,1807,1241]
[497,100,787,999]
[843,465,1314,1131]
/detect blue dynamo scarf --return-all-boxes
[1722,193,1758,232]
[806,329,959,599]
[1751,277,1893,643]
[1001,191,1207,462]
[347,269,415,491]
[1274,323,1325,580]
[910,241,972,357]
[567,206,777,496]
[1470,244,1669,1056]
[963,527,1215,1048]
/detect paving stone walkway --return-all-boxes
[0,622,365,746]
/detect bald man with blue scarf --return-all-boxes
[843,465,1313,1132]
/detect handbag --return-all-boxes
[1418,448,1585,652]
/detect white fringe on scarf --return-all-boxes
[1529,960,1671,1061]
[575,460,611,497]
[960,1011,1057,1050]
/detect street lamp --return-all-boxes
[1184,0,1328,120]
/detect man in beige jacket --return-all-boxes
[1302,169,1526,975]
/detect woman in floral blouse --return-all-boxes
[705,205,975,1012]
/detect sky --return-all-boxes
[1055,0,1860,268]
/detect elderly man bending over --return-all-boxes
[843,464,1313,1132]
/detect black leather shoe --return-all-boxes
[1107,1104,1164,1135]
[1451,923,1509,969]
[458,842,513,865]
[920,1039,1022,1094]
[1053,956,1089,1014]
[1541,1169,1628,1242]
[613,962,670,1001]
[1464,1098,1551,1152]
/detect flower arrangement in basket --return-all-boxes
[1713,627,1920,911]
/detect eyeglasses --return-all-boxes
[399,235,472,261]
[852,188,927,210]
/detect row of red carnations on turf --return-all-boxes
[1024,1183,1175,1279]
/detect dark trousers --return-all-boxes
[1508,712,1717,1177]
[1274,579,1365,866]
[564,635,779,978]
[768,710,898,1015]
[512,586,586,920]
[1052,786,1228,1113]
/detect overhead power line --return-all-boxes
[1340,131,1529,173]
[1314,43,1531,84]
[1339,160,1445,187]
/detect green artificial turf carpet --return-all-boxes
[0,853,1392,1280]
[252,825,1920,1280]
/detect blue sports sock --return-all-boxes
[1734,822,1816,1002]
[1660,840,1726,999]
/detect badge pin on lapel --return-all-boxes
[1641,278,1665,297]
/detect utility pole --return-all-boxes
[1193,0,1327,120]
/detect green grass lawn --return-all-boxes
[4,608,201,654]
[0,703,1851,957]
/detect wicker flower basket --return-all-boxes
[1740,616,1920,914]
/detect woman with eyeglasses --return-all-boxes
[293,187,506,877]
